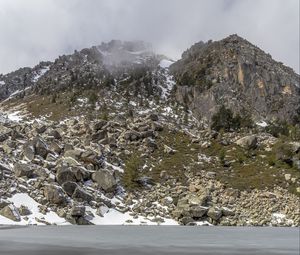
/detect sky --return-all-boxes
[0,0,299,74]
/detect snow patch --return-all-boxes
[105,162,124,173]
[271,213,294,226]
[7,111,23,122]
[32,66,50,82]
[159,59,174,68]
[0,193,70,225]
[86,206,178,226]
[256,121,268,127]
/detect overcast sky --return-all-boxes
[0,0,299,74]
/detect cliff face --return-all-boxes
[170,34,300,124]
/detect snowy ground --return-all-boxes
[0,193,178,226]
[0,193,69,226]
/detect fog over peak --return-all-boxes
[0,0,299,74]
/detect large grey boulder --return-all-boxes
[207,207,222,221]
[0,199,10,210]
[14,163,34,178]
[91,130,106,141]
[44,185,66,205]
[93,120,108,131]
[0,205,21,222]
[71,205,85,217]
[18,205,32,216]
[56,167,76,185]
[33,137,49,158]
[190,205,208,218]
[62,181,78,196]
[235,135,257,150]
[49,129,62,140]
[23,144,35,161]
[92,170,117,192]
[72,186,93,202]
[124,130,141,141]
[64,149,83,160]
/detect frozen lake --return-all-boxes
[0,226,299,255]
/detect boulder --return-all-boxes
[181,217,194,225]
[93,120,108,131]
[0,199,10,209]
[49,129,62,140]
[56,167,76,185]
[96,205,109,217]
[207,207,222,221]
[35,125,47,134]
[0,205,21,222]
[190,206,208,218]
[221,207,235,217]
[148,113,159,121]
[235,135,257,150]
[72,186,93,202]
[23,144,35,161]
[14,163,34,178]
[186,193,210,206]
[62,181,78,196]
[91,130,106,141]
[64,149,83,160]
[18,205,32,216]
[124,130,141,141]
[44,185,66,205]
[33,137,48,158]
[71,167,91,181]
[49,141,62,154]
[92,170,117,192]
[0,133,8,142]
[71,205,85,217]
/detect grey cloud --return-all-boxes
[0,0,299,74]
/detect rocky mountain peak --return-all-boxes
[170,34,300,124]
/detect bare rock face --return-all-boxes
[170,34,300,124]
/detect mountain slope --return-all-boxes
[170,34,300,124]
[0,36,300,227]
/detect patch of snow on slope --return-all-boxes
[159,59,174,68]
[159,71,175,99]
[32,66,50,82]
[85,205,178,226]
[0,193,70,225]
[271,213,294,226]
[7,111,23,122]
[0,81,5,86]
[105,162,124,173]
[256,121,268,127]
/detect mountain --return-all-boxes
[170,34,300,124]
[0,36,299,227]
